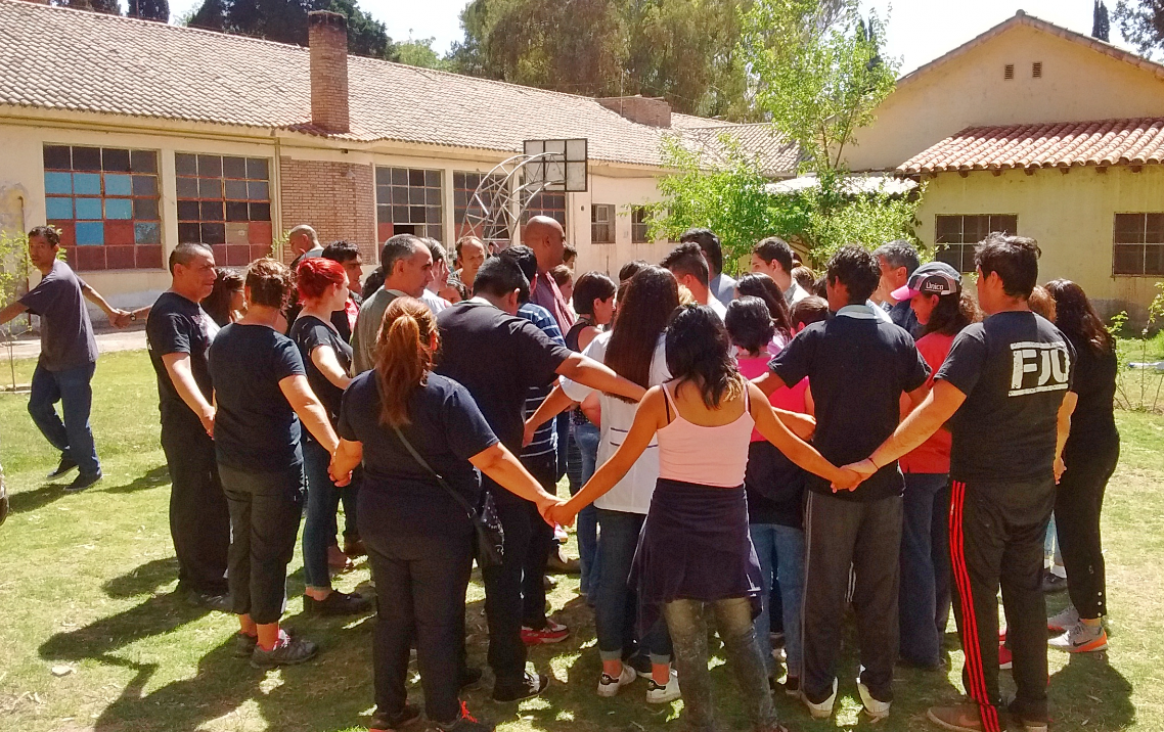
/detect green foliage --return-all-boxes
[741,0,897,173]
[128,0,169,22]
[450,0,755,119]
[395,37,450,70]
[647,135,790,268]
[51,0,121,13]
[1113,0,1164,58]
[1110,282,1164,412]
[188,0,394,59]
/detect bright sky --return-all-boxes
[166,0,1135,73]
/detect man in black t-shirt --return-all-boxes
[847,235,1077,732]
[145,243,231,610]
[435,257,644,703]
[0,227,128,492]
[757,245,931,722]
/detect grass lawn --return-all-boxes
[1,350,1161,732]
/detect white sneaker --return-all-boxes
[645,669,681,704]
[1049,621,1109,653]
[801,678,838,720]
[1047,604,1080,634]
[597,664,636,697]
[857,678,891,721]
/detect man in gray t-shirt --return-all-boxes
[0,227,127,491]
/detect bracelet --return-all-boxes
[865,457,880,471]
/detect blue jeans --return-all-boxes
[571,421,601,598]
[750,523,805,677]
[28,362,100,477]
[899,473,952,667]
[595,508,671,664]
[302,438,343,590]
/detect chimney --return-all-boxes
[308,11,350,134]
[597,95,671,128]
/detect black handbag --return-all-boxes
[392,426,505,568]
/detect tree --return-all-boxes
[128,0,169,21]
[51,0,121,13]
[395,37,449,70]
[187,0,393,59]
[1094,1,1112,41]
[1113,0,1164,57]
[449,0,756,120]
[740,0,897,173]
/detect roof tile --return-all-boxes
[897,118,1164,174]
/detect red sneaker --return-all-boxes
[521,620,569,645]
[999,643,1013,670]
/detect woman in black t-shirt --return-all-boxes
[289,258,371,617]
[330,297,562,732]
[1044,280,1120,653]
[207,258,340,669]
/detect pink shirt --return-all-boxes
[530,270,575,332]
[657,383,755,488]
[736,354,809,442]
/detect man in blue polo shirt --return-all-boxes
[0,226,128,492]
[755,245,931,723]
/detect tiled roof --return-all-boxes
[0,0,797,174]
[897,118,1164,174]
[686,123,802,176]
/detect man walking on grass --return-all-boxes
[146,243,232,611]
[0,226,128,492]
[842,234,1076,732]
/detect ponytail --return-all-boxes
[375,297,438,427]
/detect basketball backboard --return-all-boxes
[523,139,588,192]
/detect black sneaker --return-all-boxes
[65,471,102,493]
[250,633,318,669]
[492,672,548,702]
[1041,571,1068,594]
[187,590,232,612]
[783,676,801,697]
[437,703,494,732]
[47,456,78,480]
[459,666,484,690]
[233,632,258,658]
[303,590,372,616]
[368,703,420,731]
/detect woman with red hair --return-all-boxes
[290,257,372,616]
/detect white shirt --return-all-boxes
[706,295,728,321]
[562,332,670,514]
[783,280,809,307]
[420,288,450,314]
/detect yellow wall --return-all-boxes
[915,166,1164,318]
[0,115,671,305]
[848,23,1164,172]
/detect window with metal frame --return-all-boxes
[1113,213,1164,276]
[43,144,163,271]
[935,214,1018,273]
[591,204,616,244]
[376,167,444,242]
[175,153,272,266]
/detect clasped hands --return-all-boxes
[830,458,879,493]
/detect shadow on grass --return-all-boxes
[7,480,69,514]
[39,593,212,664]
[103,557,181,598]
[104,464,171,494]
[1050,651,1134,729]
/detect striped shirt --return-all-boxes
[517,302,564,459]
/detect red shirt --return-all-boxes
[899,331,954,474]
[530,270,575,332]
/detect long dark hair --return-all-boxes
[1045,279,1114,355]
[736,272,793,340]
[202,268,243,327]
[375,297,438,426]
[665,305,746,409]
[923,291,981,337]
[606,266,679,393]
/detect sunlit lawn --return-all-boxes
[1,350,1160,731]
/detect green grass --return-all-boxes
[1,351,1160,731]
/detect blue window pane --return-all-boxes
[75,221,104,246]
[75,198,103,219]
[72,173,101,196]
[104,174,132,197]
[45,197,73,219]
[105,199,132,219]
[134,222,160,245]
[44,172,72,195]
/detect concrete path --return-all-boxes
[4,327,147,361]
